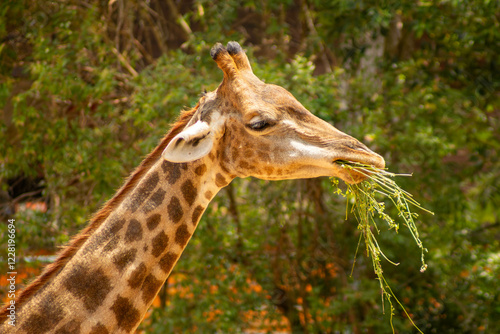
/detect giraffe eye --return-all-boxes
[248,120,270,131]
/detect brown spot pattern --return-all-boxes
[175,224,191,247]
[108,217,127,234]
[21,295,65,333]
[231,147,239,160]
[219,161,232,175]
[113,249,137,271]
[82,217,125,255]
[128,172,159,212]
[258,151,271,161]
[63,265,112,313]
[55,320,81,334]
[141,274,163,303]
[162,161,184,185]
[238,160,252,170]
[152,231,169,257]
[205,190,213,200]
[192,205,204,226]
[110,295,141,332]
[125,219,143,243]
[167,196,183,223]
[128,262,148,288]
[142,188,166,213]
[244,148,255,158]
[264,166,274,174]
[146,213,161,231]
[215,173,228,187]
[102,235,120,253]
[195,164,207,176]
[89,323,109,334]
[159,252,178,273]
[181,180,197,206]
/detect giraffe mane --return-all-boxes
[0,106,199,317]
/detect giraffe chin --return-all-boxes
[338,170,367,184]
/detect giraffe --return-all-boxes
[1,42,385,333]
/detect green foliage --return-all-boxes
[1,0,499,333]
[332,161,437,332]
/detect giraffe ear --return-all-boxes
[162,121,214,162]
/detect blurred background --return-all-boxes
[1,1,498,333]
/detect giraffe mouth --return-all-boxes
[331,144,385,184]
[332,157,384,184]
[333,161,367,184]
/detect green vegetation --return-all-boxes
[332,160,435,332]
[1,0,499,333]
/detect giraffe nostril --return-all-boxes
[343,141,372,154]
[356,145,374,154]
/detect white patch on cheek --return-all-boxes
[289,139,329,159]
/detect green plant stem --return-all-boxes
[332,160,434,333]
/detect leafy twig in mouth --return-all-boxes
[332,160,434,333]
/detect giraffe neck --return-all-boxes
[8,156,232,334]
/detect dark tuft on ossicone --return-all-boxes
[210,43,225,60]
[226,41,243,55]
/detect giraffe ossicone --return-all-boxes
[1,42,384,333]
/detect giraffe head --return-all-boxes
[162,42,384,184]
